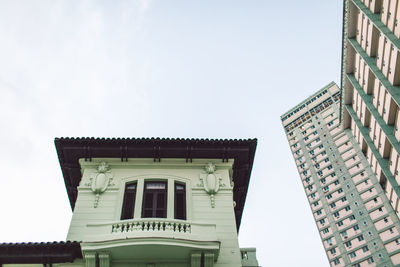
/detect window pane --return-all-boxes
[175,183,186,220]
[142,181,167,218]
[121,182,137,220]
[146,182,166,190]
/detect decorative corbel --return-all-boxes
[85,162,114,208]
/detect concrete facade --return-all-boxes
[68,158,243,267]
[341,0,400,222]
[282,82,400,266]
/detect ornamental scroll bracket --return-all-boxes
[84,162,114,208]
[198,162,225,208]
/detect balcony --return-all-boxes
[80,218,220,262]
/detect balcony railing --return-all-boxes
[81,218,220,262]
[111,219,191,234]
[83,218,219,244]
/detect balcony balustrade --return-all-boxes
[80,218,220,262]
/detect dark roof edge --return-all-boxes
[0,241,82,264]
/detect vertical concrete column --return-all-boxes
[191,253,201,267]
[204,253,214,267]
[99,252,110,267]
[84,252,96,267]
[167,179,174,219]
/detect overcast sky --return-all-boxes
[0,1,343,266]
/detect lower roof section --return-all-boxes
[0,241,82,264]
[54,137,257,231]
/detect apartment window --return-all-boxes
[314,201,319,207]
[320,219,326,224]
[341,230,347,238]
[174,182,186,220]
[323,228,330,234]
[367,257,374,264]
[327,194,332,200]
[328,165,333,170]
[349,215,355,221]
[318,171,323,176]
[323,186,329,191]
[321,178,326,183]
[338,188,343,193]
[121,182,137,220]
[362,246,369,252]
[306,178,310,183]
[317,209,322,215]
[341,197,347,202]
[331,203,336,208]
[354,224,360,231]
[333,258,340,265]
[331,172,336,177]
[345,206,351,211]
[345,241,352,247]
[357,234,363,241]
[330,248,336,254]
[337,221,343,227]
[142,181,167,218]
[349,252,356,258]
[334,180,340,185]
[324,158,329,163]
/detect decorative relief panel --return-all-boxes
[84,162,115,208]
[198,162,226,208]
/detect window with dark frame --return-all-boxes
[142,181,167,218]
[175,182,186,220]
[121,182,137,220]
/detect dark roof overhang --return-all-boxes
[0,241,82,264]
[55,137,257,231]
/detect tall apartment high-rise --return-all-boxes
[341,0,400,223]
[282,82,400,267]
